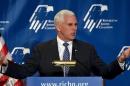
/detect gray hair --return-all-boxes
[54,9,75,25]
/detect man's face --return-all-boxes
[57,15,77,41]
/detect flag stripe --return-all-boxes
[0,75,9,86]
[0,44,8,58]
[0,37,5,50]
[0,41,8,64]
[14,80,24,86]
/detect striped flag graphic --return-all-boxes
[0,33,24,86]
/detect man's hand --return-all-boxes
[118,47,130,63]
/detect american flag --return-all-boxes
[0,33,24,86]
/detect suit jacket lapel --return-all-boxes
[72,39,79,61]
[50,39,60,61]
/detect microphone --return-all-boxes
[52,60,76,67]
[52,60,76,77]
[52,44,77,67]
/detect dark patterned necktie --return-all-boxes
[63,42,70,76]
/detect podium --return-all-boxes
[26,77,104,86]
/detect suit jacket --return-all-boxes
[5,39,123,79]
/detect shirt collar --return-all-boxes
[57,36,72,46]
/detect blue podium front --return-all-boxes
[26,77,103,86]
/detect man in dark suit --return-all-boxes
[1,10,130,79]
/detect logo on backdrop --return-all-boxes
[0,20,10,31]
[118,46,130,71]
[29,5,55,33]
[83,4,118,32]
[11,47,30,64]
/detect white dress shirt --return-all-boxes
[57,36,72,61]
